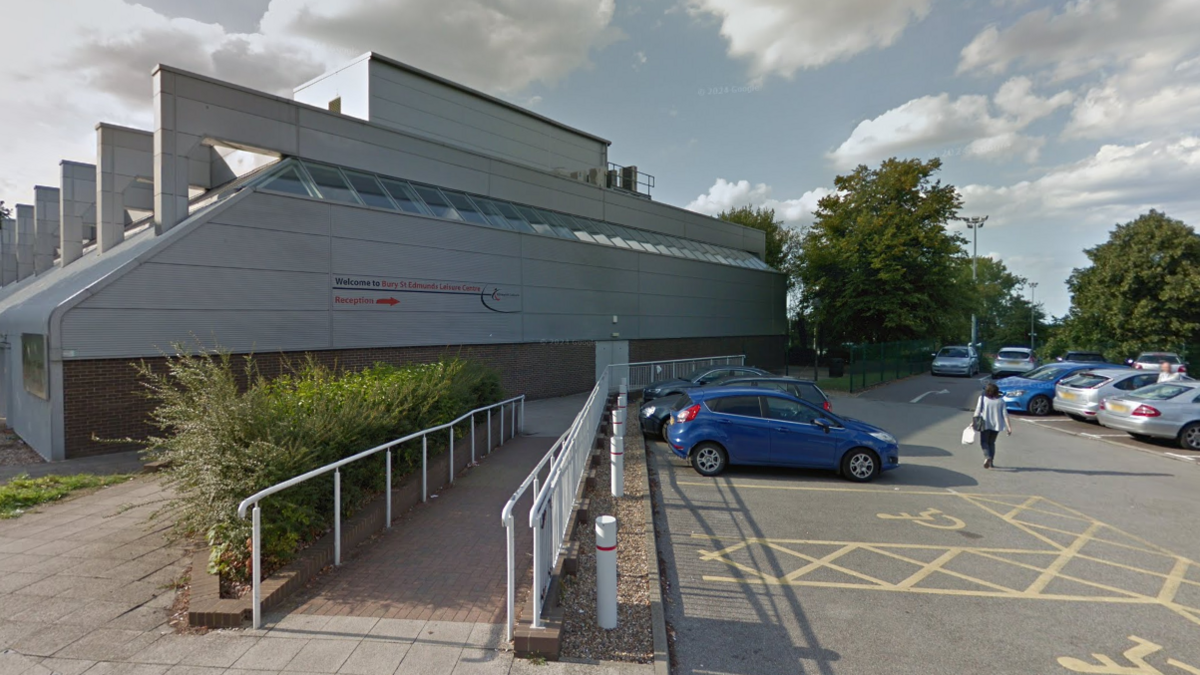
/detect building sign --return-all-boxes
[332,275,521,313]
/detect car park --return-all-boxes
[641,365,771,403]
[1097,380,1200,450]
[665,387,900,481]
[640,376,831,442]
[1130,351,1188,375]
[931,345,980,377]
[996,362,1120,416]
[1053,368,1160,422]
[992,347,1039,378]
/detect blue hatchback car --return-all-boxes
[665,387,900,482]
[996,362,1129,416]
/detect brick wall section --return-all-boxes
[62,335,782,459]
[630,335,786,372]
[63,341,595,459]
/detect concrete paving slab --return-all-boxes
[337,639,411,675]
[230,637,309,670]
[364,619,426,643]
[464,623,505,650]
[9,624,93,657]
[76,662,169,675]
[414,621,472,648]
[449,648,512,675]
[36,657,96,674]
[282,638,358,673]
[174,635,258,669]
[393,643,463,675]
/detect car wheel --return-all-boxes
[1178,423,1200,451]
[691,443,727,477]
[841,448,880,482]
[1028,395,1052,416]
[661,420,672,443]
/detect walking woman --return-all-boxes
[975,383,1012,469]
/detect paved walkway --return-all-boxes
[0,449,145,484]
[0,393,656,674]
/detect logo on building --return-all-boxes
[481,285,521,313]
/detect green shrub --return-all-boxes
[137,349,504,581]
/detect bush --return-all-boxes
[136,349,504,581]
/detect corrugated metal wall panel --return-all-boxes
[332,237,521,284]
[521,259,639,293]
[331,204,522,257]
[637,271,765,301]
[639,315,775,339]
[153,223,330,272]
[215,193,331,236]
[521,286,639,316]
[522,314,637,341]
[639,293,771,320]
[332,311,521,348]
[62,309,331,356]
[77,263,328,310]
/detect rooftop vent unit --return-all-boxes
[606,162,654,199]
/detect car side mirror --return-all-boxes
[814,418,832,434]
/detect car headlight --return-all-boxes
[645,388,659,396]
[1005,390,1024,397]
[641,406,655,416]
[869,431,896,444]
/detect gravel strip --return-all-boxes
[0,425,43,467]
[559,410,654,663]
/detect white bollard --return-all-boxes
[611,409,624,439]
[617,391,627,424]
[619,378,628,395]
[610,436,624,498]
[596,515,618,629]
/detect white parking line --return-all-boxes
[910,389,949,403]
[1022,418,1076,423]
[1080,433,1130,439]
[977,375,991,382]
[1165,453,1199,462]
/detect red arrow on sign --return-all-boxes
[376,297,400,306]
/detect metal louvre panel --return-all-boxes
[328,202,521,257]
[77,263,328,311]
[332,237,521,284]
[521,259,638,293]
[154,223,330,272]
[332,311,521,348]
[62,309,331,357]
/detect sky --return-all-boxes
[2,0,1200,318]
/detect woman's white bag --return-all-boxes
[961,426,977,445]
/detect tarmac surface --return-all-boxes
[650,385,1200,675]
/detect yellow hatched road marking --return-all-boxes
[1159,558,1192,604]
[1026,522,1103,595]
[763,542,890,586]
[896,548,962,589]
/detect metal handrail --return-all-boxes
[238,393,525,628]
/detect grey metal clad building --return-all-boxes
[0,52,786,461]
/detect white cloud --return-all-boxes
[961,136,1200,227]
[686,178,831,226]
[1065,78,1200,139]
[828,77,1070,167]
[957,0,1200,81]
[686,0,932,80]
[0,0,621,200]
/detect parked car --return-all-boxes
[931,346,980,377]
[992,347,1039,378]
[1130,351,1188,375]
[640,377,831,442]
[1053,368,1161,422]
[1057,351,1108,364]
[996,362,1121,416]
[1097,381,1200,450]
[665,387,900,481]
[641,365,771,403]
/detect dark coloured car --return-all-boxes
[665,387,900,481]
[640,376,831,441]
[641,365,771,403]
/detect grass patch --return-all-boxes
[0,473,133,519]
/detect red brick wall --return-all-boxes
[62,335,783,458]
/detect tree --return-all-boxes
[795,157,970,344]
[1052,210,1200,359]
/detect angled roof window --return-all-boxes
[411,185,462,220]
[471,198,515,230]
[379,178,430,215]
[302,162,361,205]
[441,190,492,227]
[343,170,396,210]
[260,164,315,198]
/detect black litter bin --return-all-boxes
[828,358,845,378]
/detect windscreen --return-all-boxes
[939,348,969,358]
[1139,354,1180,364]
[1062,373,1108,389]
[998,350,1030,360]
[1023,365,1070,381]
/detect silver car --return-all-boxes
[931,346,979,377]
[992,347,1039,378]
[1096,380,1200,450]
[1054,368,1159,422]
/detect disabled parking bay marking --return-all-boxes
[1057,635,1200,674]
[683,483,1200,629]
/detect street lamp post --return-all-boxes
[953,216,988,348]
[1029,282,1039,351]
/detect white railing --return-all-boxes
[501,368,609,641]
[237,394,525,629]
[500,353,745,641]
[612,354,745,392]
